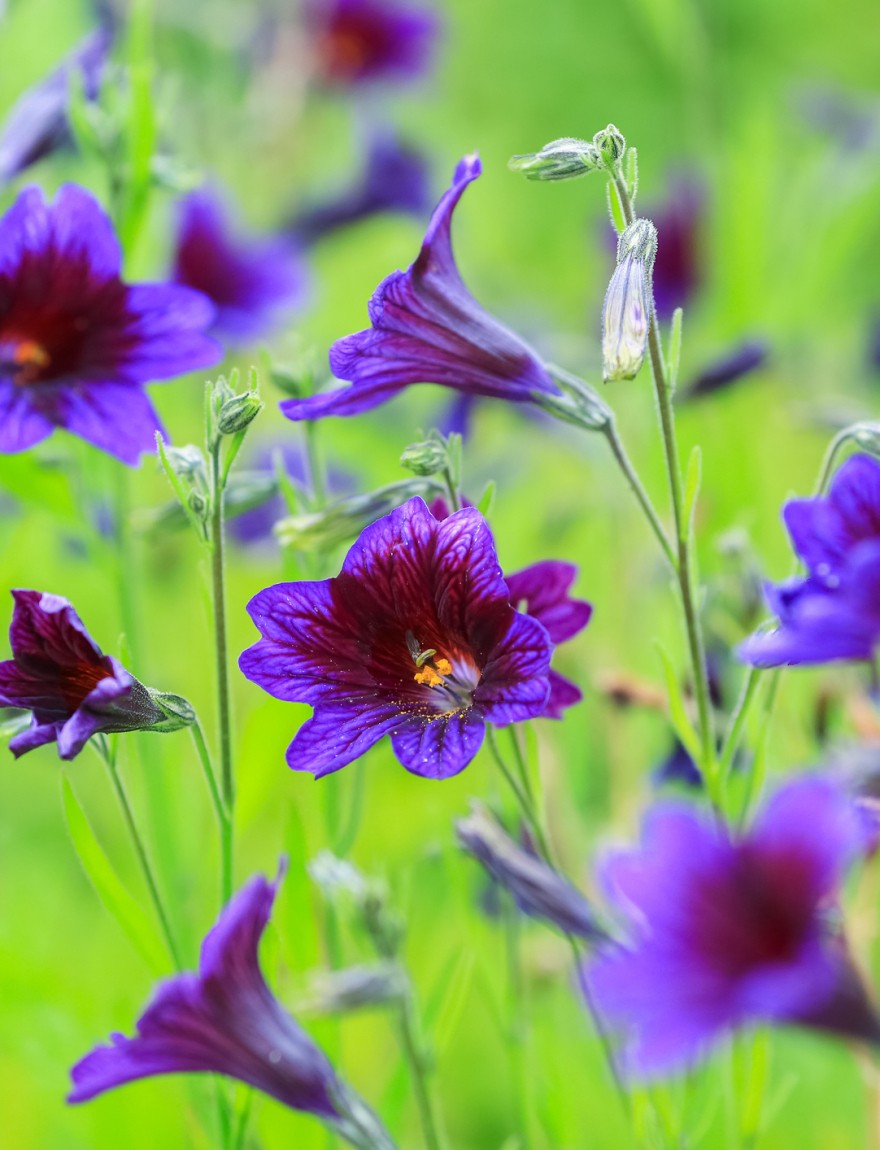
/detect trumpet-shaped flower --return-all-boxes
[281,155,560,423]
[587,776,879,1081]
[0,590,165,759]
[239,497,553,778]
[307,0,438,88]
[0,184,220,463]
[172,187,308,344]
[740,454,880,666]
[69,867,395,1149]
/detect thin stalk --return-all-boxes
[486,728,550,860]
[503,898,535,1150]
[393,991,445,1150]
[190,718,232,904]
[718,666,761,780]
[813,426,853,497]
[603,420,677,571]
[96,739,182,970]
[613,173,716,782]
[571,936,631,1121]
[210,440,235,848]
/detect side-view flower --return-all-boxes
[69,865,396,1150]
[586,775,880,1080]
[281,154,562,422]
[0,184,220,463]
[740,453,880,666]
[240,496,554,778]
[0,590,168,759]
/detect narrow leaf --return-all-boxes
[683,445,702,533]
[655,642,702,765]
[606,179,625,234]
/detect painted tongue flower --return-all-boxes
[586,776,880,1081]
[69,866,396,1150]
[0,590,168,760]
[239,496,553,778]
[740,454,880,667]
[307,0,438,88]
[281,155,561,423]
[172,186,308,346]
[0,25,112,186]
[0,184,220,464]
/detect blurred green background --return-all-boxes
[2,0,880,1146]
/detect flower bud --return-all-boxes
[162,443,207,485]
[187,489,208,521]
[852,422,880,459]
[592,124,626,168]
[298,963,407,1017]
[218,391,263,436]
[147,690,197,733]
[509,137,602,182]
[602,218,657,382]
[400,434,449,477]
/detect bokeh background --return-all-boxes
[2,0,880,1146]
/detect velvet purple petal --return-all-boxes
[390,709,486,778]
[505,560,593,643]
[286,705,402,778]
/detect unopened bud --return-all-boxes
[593,124,626,167]
[400,436,449,477]
[298,963,407,1016]
[147,690,197,732]
[851,422,880,459]
[602,218,657,382]
[163,443,207,483]
[218,392,263,436]
[270,367,309,398]
[509,137,602,182]
[308,851,368,900]
[188,490,208,520]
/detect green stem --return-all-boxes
[813,426,853,497]
[718,666,761,780]
[486,728,550,860]
[96,739,182,970]
[393,992,445,1150]
[613,173,716,786]
[210,440,235,852]
[190,719,232,904]
[503,898,534,1150]
[603,420,677,571]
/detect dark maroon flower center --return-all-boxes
[0,312,91,386]
[317,15,393,82]
[406,630,480,713]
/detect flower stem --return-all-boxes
[190,718,232,904]
[393,991,445,1150]
[210,440,235,870]
[486,727,550,860]
[502,897,535,1150]
[603,419,677,571]
[613,173,716,788]
[95,738,182,970]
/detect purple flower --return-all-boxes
[740,454,880,667]
[681,339,768,400]
[505,561,592,718]
[587,776,879,1081]
[172,187,308,345]
[0,26,112,186]
[0,590,164,760]
[69,867,395,1149]
[239,496,553,779]
[307,0,438,88]
[290,130,431,245]
[281,155,561,423]
[0,184,220,464]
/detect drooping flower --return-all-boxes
[0,25,112,186]
[281,155,561,423]
[172,186,308,345]
[740,454,880,667]
[0,590,167,760]
[239,497,553,779]
[456,804,605,940]
[290,130,431,245]
[586,775,879,1081]
[0,184,220,464]
[69,866,396,1150]
[307,0,438,88]
[602,218,656,382]
[681,339,768,401]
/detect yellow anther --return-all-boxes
[434,657,452,676]
[414,665,444,688]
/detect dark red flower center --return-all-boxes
[407,632,479,713]
[58,660,111,709]
[0,313,91,386]
[316,14,393,82]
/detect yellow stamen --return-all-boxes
[414,665,444,688]
[434,657,452,676]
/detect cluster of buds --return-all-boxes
[509,124,627,182]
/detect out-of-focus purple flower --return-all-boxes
[281,155,561,423]
[0,26,112,186]
[506,561,592,718]
[290,131,431,245]
[172,187,308,345]
[0,590,164,760]
[69,866,395,1149]
[740,454,880,667]
[652,739,703,790]
[0,184,220,464]
[587,776,880,1081]
[307,0,438,88]
[681,340,768,400]
[239,496,553,779]
[457,804,605,940]
[648,178,703,322]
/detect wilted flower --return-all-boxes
[740,454,880,666]
[172,186,308,345]
[240,497,553,778]
[69,866,396,1150]
[281,155,561,422]
[290,131,431,244]
[602,218,657,382]
[586,776,879,1081]
[306,0,438,88]
[0,25,112,185]
[0,184,220,464]
[456,804,605,940]
[0,591,168,760]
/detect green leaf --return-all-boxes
[655,642,702,765]
[0,455,77,521]
[61,776,167,974]
[428,947,476,1054]
[606,179,626,234]
[667,307,683,392]
[683,445,702,534]
[476,480,496,517]
[626,146,639,204]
